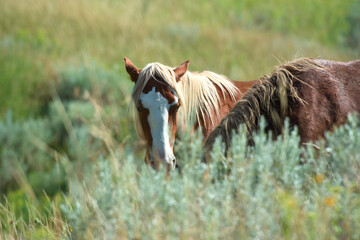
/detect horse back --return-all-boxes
[292,59,360,142]
[319,59,360,112]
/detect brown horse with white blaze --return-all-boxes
[204,58,360,157]
[124,57,257,169]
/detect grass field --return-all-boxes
[1,0,356,118]
[0,0,360,239]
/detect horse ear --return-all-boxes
[124,57,141,83]
[174,60,190,82]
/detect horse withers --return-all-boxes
[124,57,257,170]
[204,58,360,157]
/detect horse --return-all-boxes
[204,58,360,157]
[124,57,257,170]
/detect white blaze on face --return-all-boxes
[140,87,178,167]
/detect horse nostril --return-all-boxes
[171,157,176,167]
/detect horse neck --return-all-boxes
[203,75,288,151]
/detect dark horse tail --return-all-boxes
[203,58,324,156]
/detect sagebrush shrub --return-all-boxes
[60,115,360,240]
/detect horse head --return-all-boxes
[125,57,189,170]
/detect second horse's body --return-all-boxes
[204,58,360,155]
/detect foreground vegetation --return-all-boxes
[1,0,360,239]
[1,107,360,239]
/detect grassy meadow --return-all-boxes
[0,0,360,239]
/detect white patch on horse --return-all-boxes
[140,87,178,166]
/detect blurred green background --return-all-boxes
[1,0,359,118]
[0,0,360,238]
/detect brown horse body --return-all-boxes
[204,58,360,153]
[125,58,256,168]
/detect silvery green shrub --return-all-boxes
[61,115,360,239]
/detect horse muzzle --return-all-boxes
[150,151,176,170]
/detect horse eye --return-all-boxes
[137,106,142,112]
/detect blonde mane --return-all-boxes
[131,62,239,131]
